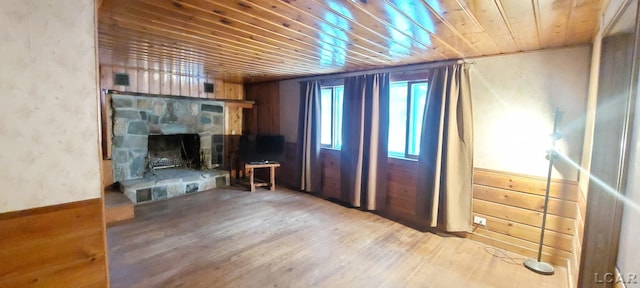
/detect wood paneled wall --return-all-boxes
[385,158,419,222]
[225,105,243,135]
[101,64,215,98]
[278,142,299,189]
[319,150,421,223]
[244,81,280,135]
[320,149,342,200]
[569,190,587,287]
[236,81,281,181]
[0,199,108,287]
[318,150,419,222]
[318,149,419,222]
[100,64,244,100]
[468,169,578,266]
[316,149,582,267]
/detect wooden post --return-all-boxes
[270,166,276,191]
[249,167,255,192]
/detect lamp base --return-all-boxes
[523,258,555,275]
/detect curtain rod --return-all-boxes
[294,58,470,83]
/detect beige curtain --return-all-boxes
[416,63,473,232]
[297,81,322,192]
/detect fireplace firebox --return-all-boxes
[147,134,201,172]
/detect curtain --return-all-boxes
[297,81,322,192]
[415,63,473,232]
[340,73,390,210]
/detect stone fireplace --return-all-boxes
[110,93,229,203]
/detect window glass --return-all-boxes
[321,79,428,158]
[388,82,408,156]
[319,86,344,149]
[320,88,333,146]
[408,82,428,156]
[334,86,344,149]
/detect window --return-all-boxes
[388,81,429,158]
[320,85,344,149]
[319,79,427,157]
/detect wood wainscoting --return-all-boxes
[318,149,420,223]
[320,149,342,200]
[0,199,108,287]
[569,188,587,287]
[468,169,578,267]
[316,149,582,271]
[277,142,300,190]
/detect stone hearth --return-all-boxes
[119,168,230,204]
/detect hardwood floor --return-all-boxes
[107,187,567,288]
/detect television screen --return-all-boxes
[256,135,285,155]
[239,135,285,163]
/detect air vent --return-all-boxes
[114,73,130,86]
[204,82,215,93]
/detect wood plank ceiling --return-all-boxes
[98,0,603,83]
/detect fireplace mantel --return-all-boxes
[106,90,255,108]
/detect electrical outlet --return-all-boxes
[473,216,487,226]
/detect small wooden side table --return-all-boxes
[244,162,280,192]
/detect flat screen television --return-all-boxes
[238,135,285,163]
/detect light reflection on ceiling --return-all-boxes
[318,1,352,66]
[385,0,436,57]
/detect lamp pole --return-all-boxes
[524,108,563,275]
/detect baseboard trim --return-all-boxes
[0,198,102,220]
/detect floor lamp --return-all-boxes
[524,108,563,275]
